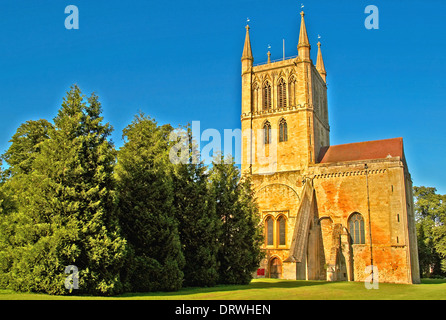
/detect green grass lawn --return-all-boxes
[1,278,446,300]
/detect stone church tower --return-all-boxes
[241,12,420,284]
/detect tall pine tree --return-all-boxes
[172,127,220,287]
[115,113,184,292]
[0,85,127,295]
[209,155,263,285]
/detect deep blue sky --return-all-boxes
[0,0,445,193]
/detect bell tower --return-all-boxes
[241,11,330,175]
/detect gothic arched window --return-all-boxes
[263,121,271,145]
[263,81,272,110]
[277,78,287,109]
[349,213,365,244]
[266,216,274,246]
[279,118,288,142]
[277,215,286,246]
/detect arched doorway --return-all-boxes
[269,257,282,279]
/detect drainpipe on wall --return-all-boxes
[365,163,374,282]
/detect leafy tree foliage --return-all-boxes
[414,186,446,277]
[0,160,15,215]
[209,156,263,285]
[0,120,53,290]
[2,119,52,177]
[115,113,184,292]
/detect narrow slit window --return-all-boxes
[264,121,271,145]
[288,76,296,106]
[279,118,288,142]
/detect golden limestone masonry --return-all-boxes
[240,12,420,284]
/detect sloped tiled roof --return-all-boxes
[317,137,404,164]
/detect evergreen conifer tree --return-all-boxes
[209,155,263,285]
[115,113,184,292]
[0,85,127,295]
[172,127,220,287]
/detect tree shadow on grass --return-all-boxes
[117,279,333,299]
[420,278,446,285]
